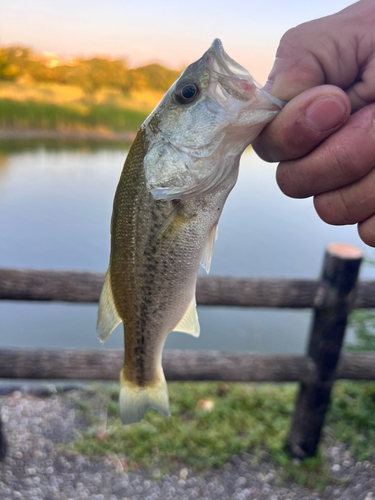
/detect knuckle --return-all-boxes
[253,116,302,163]
[276,162,310,198]
[276,164,295,196]
[253,116,307,163]
[282,116,315,156]
[276,21,317,57]
[329,143,369,181]
[358,218,375,248]
[314,190,354,225]
[278,28,299,47]
[277,26,306,55]
[252,135,278,163]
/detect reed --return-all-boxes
[0,98,148,132]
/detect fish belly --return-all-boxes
[97,129,236,423]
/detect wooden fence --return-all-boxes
[1,242,375,460]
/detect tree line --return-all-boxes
[0,45,180,93]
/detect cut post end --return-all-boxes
[327,242,363,260]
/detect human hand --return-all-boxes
[253,0,375,247]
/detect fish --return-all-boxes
[97,39,284,425]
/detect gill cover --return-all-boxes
[144,38,285,201]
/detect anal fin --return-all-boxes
[173,297,200,338]
[97,269,121,344]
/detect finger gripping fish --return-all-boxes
[97,39,284,424]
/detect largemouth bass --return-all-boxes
[97,39,284,424]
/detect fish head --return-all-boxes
[144,39,284,201]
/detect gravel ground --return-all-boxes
[0,390,374,500]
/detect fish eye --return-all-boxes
[174,80,200,104]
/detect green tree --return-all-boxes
[0,43,180,93]
[0,47,21,80]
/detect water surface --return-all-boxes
[0,143,373,353]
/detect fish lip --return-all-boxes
[209,38,251,80]
[209,39,286,109]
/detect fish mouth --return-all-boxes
[206,39,285,108]
[205,39,260,105]
[209,38,251,80]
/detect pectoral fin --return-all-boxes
[147,203,193,253]
[97,270,121,344]
[173,297,200,338]
[201,224,218,274]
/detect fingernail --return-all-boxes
[263,81,273,93]
[305,96,347,132]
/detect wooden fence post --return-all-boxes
[287,243,363,459]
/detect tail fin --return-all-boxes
[119,367,170,425]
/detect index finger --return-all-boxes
[265,2,369,102]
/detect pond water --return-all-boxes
[0,142,373,354]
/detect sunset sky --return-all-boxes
[1,0,355,84]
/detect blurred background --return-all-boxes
[0,0,373,354]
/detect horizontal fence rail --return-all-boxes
[1,243,375,460]
[1,268,375,308]
[1,348,375,382]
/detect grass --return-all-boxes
[0,138,132,155]
[347,310,375,352]
[0,81,163,133]
[68,380,375,489]
[0,98,148,133]
[71,382,295,469]
[327,381,375,458]
[346,256,375,352]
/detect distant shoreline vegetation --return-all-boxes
[0,44,180,136]
[0,44,180,94]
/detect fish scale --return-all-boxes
[111,129,207,389]
[97,39,284,424]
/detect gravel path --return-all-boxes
[0,390,374,500]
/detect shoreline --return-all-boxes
[0,128,137,142]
